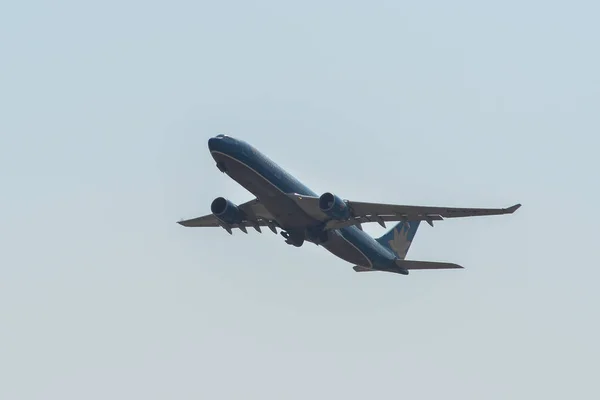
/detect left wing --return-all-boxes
[286,194,521,230]
[177,198,279,234]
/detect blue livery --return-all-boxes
[178,134,521,275]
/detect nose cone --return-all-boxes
[208,134,239,154]
[208,134,228,152]
[208,137,218,151]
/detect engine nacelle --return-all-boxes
[318,192,350,220]
[210,197,244,225]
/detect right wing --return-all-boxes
[286,193,521,230]
[177,198,279,234]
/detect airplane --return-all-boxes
[178,134,521,275]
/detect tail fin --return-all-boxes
[375,220,420,259]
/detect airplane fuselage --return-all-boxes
[208,134,398,270]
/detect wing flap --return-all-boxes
[349,201,521,220]
[325,214,444,230]
[177,216,276,233]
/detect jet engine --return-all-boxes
[318,192,351,220]
[210,197,244,225]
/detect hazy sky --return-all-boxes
[2,1,599,399]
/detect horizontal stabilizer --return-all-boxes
[395,259,464,270]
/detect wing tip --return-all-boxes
[506,203,522,213]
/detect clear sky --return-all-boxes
[1,1,599,399]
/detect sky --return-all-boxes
[1,0,599,398]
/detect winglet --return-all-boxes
[505,203,522,213]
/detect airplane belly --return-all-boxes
[322,231,372,268]
[212,152,318,229]
[213,153,279,197]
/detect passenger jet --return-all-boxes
[178,134,521,275]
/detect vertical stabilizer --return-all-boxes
[375,220,420,259]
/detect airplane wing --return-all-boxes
[177,198,279,233]
[286,194,521,230]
